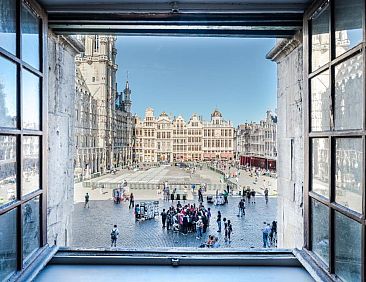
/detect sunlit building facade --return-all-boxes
[133,108,234,163]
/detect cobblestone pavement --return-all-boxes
[71,195,277,249]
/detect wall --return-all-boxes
[267,34,305,248]
[47,33,83,246]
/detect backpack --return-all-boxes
[111,229,117,239]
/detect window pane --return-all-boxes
[0,0,16,54]
[22,70,40,130]
[311,138,329,198]
[311,6,330,72]
[21,4,40,69]
[310,70,330,131]
[335,212,361,282]
[23,196,40,261]
[0,56,17,128]
[0,136,17,207]
[311,199,329,265]
[0,208,17,281]
[22,136,40,196]
[335,138,362,213]
[334,0,363,57]
[334,54,363,130]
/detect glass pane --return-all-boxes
[310,70,330,131]
[334,54,363,130]
[0,208,17,281]
[21,4,40,69]
[335,212,361,282]
[22,70,40,130]
[22,196,40,261]
[0,56,17,128]
[22,136,40,196]
[311,138,329,198]
[0,136,17,207]
[334,0,363,57]
[311,6,330,72]
[0,0,16,54]
[335,138,362,213]
[311,199,329,265]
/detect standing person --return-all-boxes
[207,207,212,226]
[166,210,172,230]
[227,220,233,243]
[161,209,167,228]
[84,193,90,208]
[129,193,134,209]
[217,211,222,232]
[171,188,175,203]
[110,225,119,247]
[223,190,228,204]
[262,222,271,248]
[271,221,277,247]
[264,188,269,204]
[196,216,203,239]
[251,189,256,204]
[202,213,208,233]
[198,187,203,202]
[226,183,230,195]
[192,183,196,194]
[167,186,170,202]
[246,187,251,203]
[182,213,189,235]
[223,218,228,242]
[238,199,245,217]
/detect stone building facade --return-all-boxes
[266,34,305,249]
[74,69,101,181]
[202,110,234,160]
[47,33,84,246]
[133,108,234,163]
[74,35,133,178]
[236,110,277,168]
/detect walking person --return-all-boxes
[217,211,222,232]
[238,199,245,217]
[264,188,269,204]
[110,224,119,247]
[129,193,134,209]
[84,193,90,208]
[161,209,167,228]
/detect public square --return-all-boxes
[71,165,277,249]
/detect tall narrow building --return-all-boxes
[74,35,133,176]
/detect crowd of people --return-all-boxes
[159,200,237,246]
[160,202,212,240]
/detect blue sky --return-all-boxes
[116,36,277,126]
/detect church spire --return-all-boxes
[125,70,129,89]
[123,72,132,113]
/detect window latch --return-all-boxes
[171,258,179,266]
